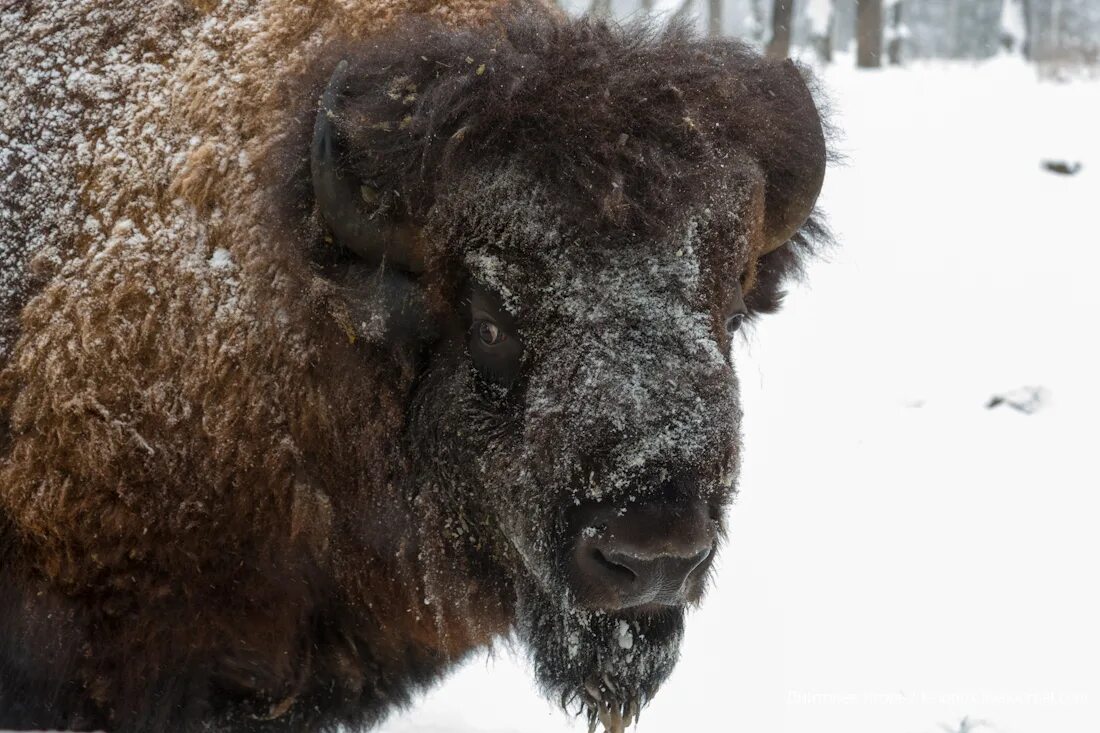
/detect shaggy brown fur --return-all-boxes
[1,1,514,730]
[0,1,828,731]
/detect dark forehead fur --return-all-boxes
[320,6,828,255]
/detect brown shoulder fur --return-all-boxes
[0,0,515,730]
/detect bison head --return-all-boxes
[306,9,825,729]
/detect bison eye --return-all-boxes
[476,320,506,346]
[466,286,523,387]
[725,279,748,335]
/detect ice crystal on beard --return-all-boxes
[615,620,633,651]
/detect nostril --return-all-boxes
[685,546,712,576]
[568,498,717,609]
[592,547,637,582]
[602,546,713,598]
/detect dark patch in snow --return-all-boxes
[986,386,1048,414]
[1041,159,1082,175]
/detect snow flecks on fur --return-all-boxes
[524,242,735,500]
[454,170,740,502]
[0,0,398,372]
[615,620,634,650]
[0,3,178,357]
[0,1,270,369]
[455,165,567,316]
[208,248,234,270]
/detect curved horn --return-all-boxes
[311,60,425,272]
[757,60,827,255]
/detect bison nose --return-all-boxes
[568,499,716,610]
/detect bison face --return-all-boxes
[410,164,750,724]
[307,9,825,728]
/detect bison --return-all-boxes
[0,0,828,731]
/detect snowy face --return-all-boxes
[410,166,753,723]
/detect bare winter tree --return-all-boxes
[750,0,768,44]
[591,0,612,18]
[903,0,1008,61]
[887,0,904,63]
[744,0,767,45]
[709,0,723,36]
[1021,0,1033,57]
[1004,0,1037,57]
[947,0,959,56]
[669,0,697,29]
[1039,0,1100,70]
[767,0,794,58]
[807,0,836,63]
[857,0,884,66]
[831,0,857,56]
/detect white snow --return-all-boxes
[208,248,234,270]
[615,620,634,651]
[383,58,1100,733]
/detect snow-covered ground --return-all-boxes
[386,58,1100,733]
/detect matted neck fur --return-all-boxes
[0,1,828,732]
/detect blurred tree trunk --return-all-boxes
[749,0,768,45]
[708,0,722,36]
[887,1,904,64]
[947,0,957,56]
[766,0,794,58]
[857,0,884,67]
[810,0,836,63]
[591,0,611,17]
[1051,0,1063,58]
[822,11,835,62]
[832,0,857,54]
[999,0,1030,57]
[1020,0,1032,58]
[641,0,655,13]
[670,0,697,26]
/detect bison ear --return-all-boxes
[741,59,827,255]
[311,60,426,273]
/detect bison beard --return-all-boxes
[518,588,685,732]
